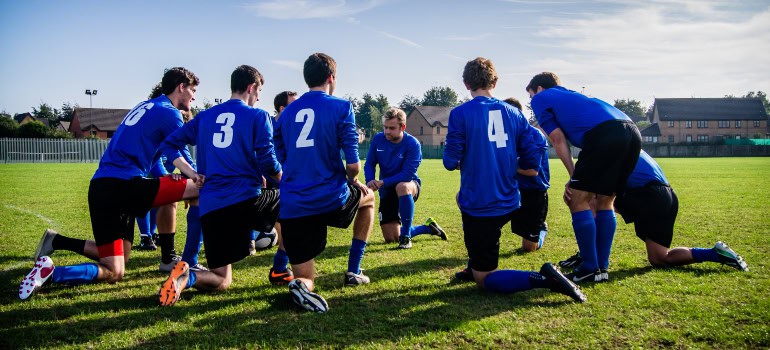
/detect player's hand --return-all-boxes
[350,177,370,195]
[168,173,183,181]
[563,180,572,205]
[366,180,380,191]
[192,174,205,188]
[184,200,191,209]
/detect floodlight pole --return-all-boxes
[85,89,97,136]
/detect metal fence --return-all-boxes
[1,138,111,163]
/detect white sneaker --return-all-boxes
[19,256,55,300]
[288,279,329,313]
[714,241,749,271]
[159,255,182,272]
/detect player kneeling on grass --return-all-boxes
[364,107,447,250]
[21,67,200,300]
[442,57,585,303]
[559,150,749,274]
[155,65,282,306]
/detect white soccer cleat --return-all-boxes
[19,256,55,300]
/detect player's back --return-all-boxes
[94,95,182,180]
[275,91,359,219]
[626,150,668,189]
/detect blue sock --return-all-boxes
[538,228,548,249]
[572,210,599,271]
[186,270,197,289]
[182,206,202,265]
[272,248,289,272]
[692,248,720,263]
[410,225,432,237]
[595,210,616,270]
[482,270,534,293]
[52,263,99,285]
[149,208,158,238]
[347,238,367,274]
[398,194,415,239]
[137,212,151,236]
[250,230,257,241]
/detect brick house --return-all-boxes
[645,98,768,143]
[405,106,451,146]
[71,108,129,139]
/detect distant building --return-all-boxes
[71,108,129,139]
[646,98,768,143]
[405,106,451,146]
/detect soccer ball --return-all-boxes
[253,227,278,250]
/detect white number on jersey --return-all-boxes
[213,113,235,148]
[123,102,154,126]
[487,110,509,148]
[295,108,315,148]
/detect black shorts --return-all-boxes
[88,177,160,246]
[510,189,548,242]
[571,119,641,196]
[281,184,362,265]
[378,181,421,224]
[462,210,516,272]
[200,189,279,269]
[614,183,678,248]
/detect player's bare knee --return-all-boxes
[359,191,375,208]
[395,182,412,196]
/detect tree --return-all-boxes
[354,93,389,137]
[59,102,79,122]
[32,102,60,128]
[421,86,459,107]
[17,121,50,138]
[0,115,18,137]
[613,99,646,121]
[398,94,421,115]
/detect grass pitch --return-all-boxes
[1,158,769,349]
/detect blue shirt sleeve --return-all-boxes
[254,111,282,177]
[364,138,378,183]
[515,120,541,171]
[339,102,360,164]
[531,95,559,136]
[382,137,421,187]
[160,117,199,166]
[273,116,286,165]
[443,108,465,171]
[149,158,168,177]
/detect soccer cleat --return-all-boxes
[558,252,583,269]
[269,267,294,285]
[19,256,55,300]
[159,261,190,306]
[426,217,448,240]
[159,254,182,272]
[566,267,603,283]
[288,279,329,313]
[539,263,586,303]
[397,236,412,249]
[714,241,749,271]
[189,263,209,272]
[138,235,157,251]
[599,269,609,282]
[344,271,370,286]
[454,267,474,282]
[33,229,57,261]
[248,240,257,256]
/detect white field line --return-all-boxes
[4,204,57,228]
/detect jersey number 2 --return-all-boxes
[295,108,315,148]
[213,113,235,148]
[488,110,509,148]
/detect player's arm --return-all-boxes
[518,168,538,176]
[548,128,574,177]
[254,111,282,183]
[383,138,421,187]
[364,137,379,190]
[442,109,465,171]
[160,119,203,185]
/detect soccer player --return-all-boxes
[443,57,585,303]
[527,72,641,283]
[364,107,447,249]
[156,65,282,306]
[20,67,201,300]
[274,52,375,313]
[559,150,749,273]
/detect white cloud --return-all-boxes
[442,33,494,41]
[271,60,303,71]
[376,30,422,48]
[245,0,384,20]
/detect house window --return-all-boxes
[736,135,742,140]
[668,121,674,127]
[697,135,709,142]
[686,135,692,142]
[420,126,423,135]
[718,121,729,128]
[735,120,742,128]
[644,136,659,143]
[686,121,692,128]
[697,120,708,128]
[668,135,674,143]
[436,126,441,134]
[754,120,761,127]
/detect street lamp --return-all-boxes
[214,98,222,104]
[85,89,98,136]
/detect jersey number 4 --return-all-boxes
[488,110,509,148]
[213,113,235,148]
[295,108,315,148]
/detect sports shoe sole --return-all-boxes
[289,280,328,313]
[19,256,55,300]
[714,241,749,272]
[33,229,57,261]
[159,261,189,306]
[426,218,448,240]
[540,263,586,303]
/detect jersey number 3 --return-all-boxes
[213,113,235,148]
[488,110,509,148]
[295,108,315,148]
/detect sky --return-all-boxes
[1,0,769,115]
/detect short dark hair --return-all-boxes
[503,97,522,111]
[231,65,264,94]
[462,57,498,91]
[526,72,560,93]
[303,53,336,88]
[149,83,162,99]
[160,67,199,96]
[274,91,298,113]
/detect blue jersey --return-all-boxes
[443,96,541,217]
[93,95,183,180]
[517,127,550,191]
[364,132,422,190]
[149,147,195,178]
[531,86,631,148]
[626,150,668,189]
[160,99,281,216]
[274,91,359,219]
